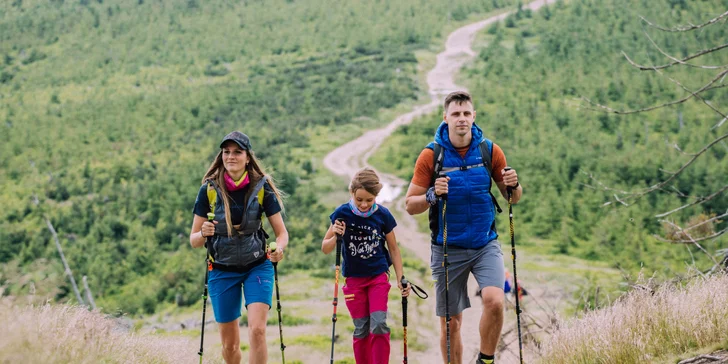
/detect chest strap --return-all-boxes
[440,162,486,173]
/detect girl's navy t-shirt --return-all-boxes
[329,203,397,278]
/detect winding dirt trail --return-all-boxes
[323,1,555,363]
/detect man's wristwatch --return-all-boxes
[426,187,438,206]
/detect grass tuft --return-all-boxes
[0,299,222,363]
[541,274,728,364]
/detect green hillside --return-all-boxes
[1,0,725,318]
[370,0,727,276]
[0,0,521,314]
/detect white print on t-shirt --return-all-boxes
[347,223,383,260]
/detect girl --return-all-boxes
[189,131,288,364]
[322,167,410,364]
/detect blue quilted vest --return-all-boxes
[427,122,498,249]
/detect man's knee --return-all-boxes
[370,311,390,335]
[481,290,504,314]
[440,313,463,332]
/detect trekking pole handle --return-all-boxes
[437,172,448,201]
[205,212,214,236]
[401,276,408,328]
[268,242,277,262]
[334,218,346,237]
[504,167,514,196]
[334,218,344,267]
[400,276,410,296]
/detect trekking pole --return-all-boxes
[438,172,451,364]
[504,167,524,364]
[400,276,428,364]
[269,242,286,364]
[401,276,409,364]
[330,219,344,364]
[198,183,216,364]
[197,212,214,364]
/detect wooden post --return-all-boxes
[34,194,85,306]
[45,217,85,306]
[83,276,97,310]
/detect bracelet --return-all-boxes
[426,187,438,206]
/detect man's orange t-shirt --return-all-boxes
[410,143,507,188]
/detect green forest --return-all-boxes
[1,0,726,319]
[371,0,727,276]
[0,0,520,315]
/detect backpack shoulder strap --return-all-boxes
[257,185,265,208]
[257,187,265,222]
[204,179,218,211]
[247,175,269,208]
[431,142,443,186]
[257,185,271,240]
[478,138,503,214]
[478,138,493,175]
[254,177,271,240]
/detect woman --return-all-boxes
[189,131,288,364]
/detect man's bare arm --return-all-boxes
[405,183,430,215]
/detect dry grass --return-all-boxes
[0,261,434,364]
[540,274,728,364]
[0,299,222,364]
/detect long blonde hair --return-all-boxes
[201,148,285,237]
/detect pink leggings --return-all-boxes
[342,272,391,364]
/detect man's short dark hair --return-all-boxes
[444,91,473,112]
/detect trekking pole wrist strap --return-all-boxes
[408,281,429,300]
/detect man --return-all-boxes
[405,91,522,364]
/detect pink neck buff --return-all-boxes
[224,171,249,191]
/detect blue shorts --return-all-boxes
[208,260,274,323]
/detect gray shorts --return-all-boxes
[430,241,504,317]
